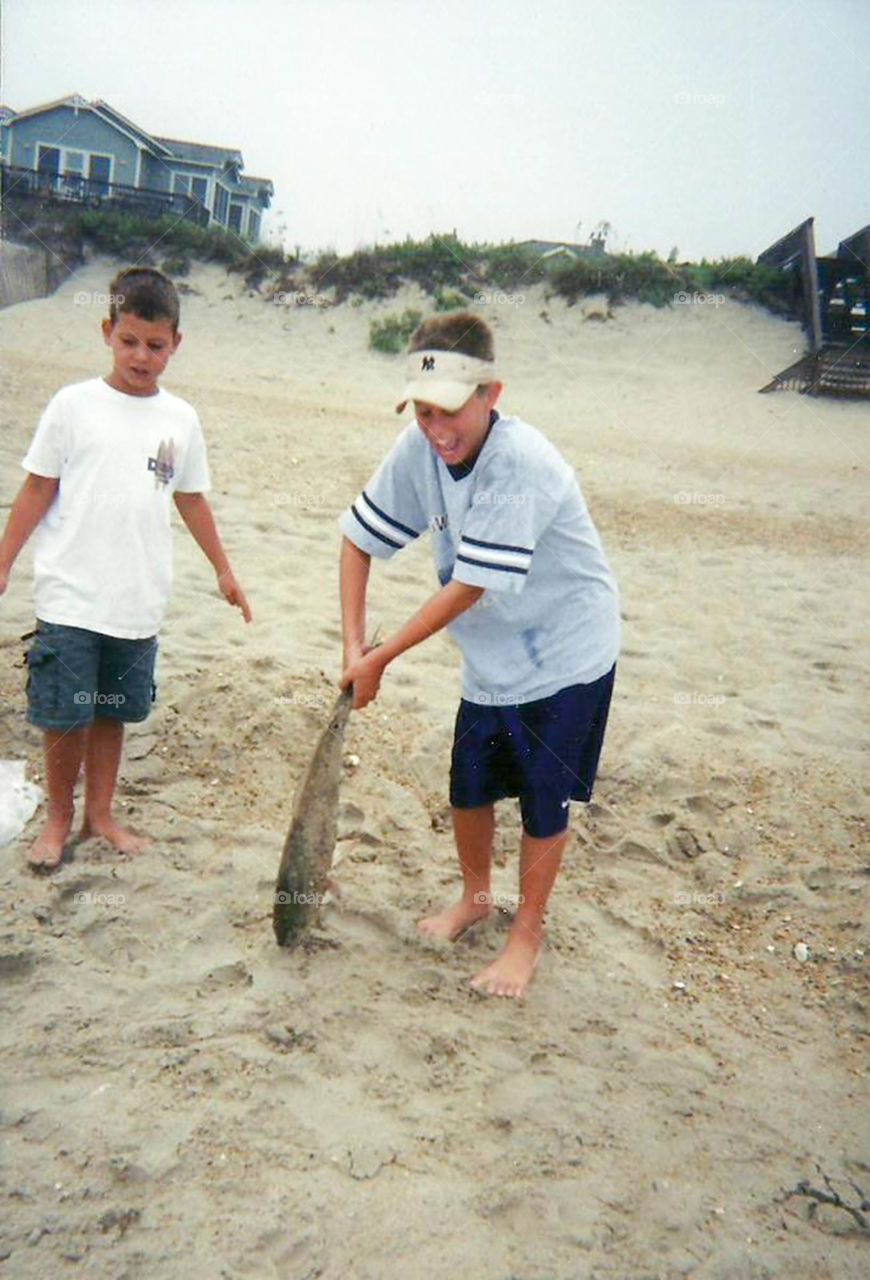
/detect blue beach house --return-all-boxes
[0,94,273,243]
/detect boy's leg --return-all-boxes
[28,728,86,868]
[79,718,148,853]
[470,826,569,998]
[417,804,495,939]
[79,630,156,852]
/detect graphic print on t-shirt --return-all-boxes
[148,438,176,488]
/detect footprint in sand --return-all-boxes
[0,951,36,980]
[665,826,704,861]
[685,794,722,820]
[584,802,622,849]
[198,960,253,992]
[55,874,127,909]
[623,836,671,864]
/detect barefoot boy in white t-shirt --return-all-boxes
[0,267,251,870]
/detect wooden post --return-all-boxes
[801,218,823,354]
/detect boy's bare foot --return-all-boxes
[79,818,149,854]
[417,893,491,941]
[470,923,542,998]
[27,813,73,871]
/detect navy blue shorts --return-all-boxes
[450,665,615,838]
[25,620,157,731]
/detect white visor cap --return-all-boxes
[396,349,499,413]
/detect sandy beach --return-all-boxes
[0,257,867,1278]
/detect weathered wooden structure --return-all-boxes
[758,218,869,397]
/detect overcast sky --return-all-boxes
[2,0,867,260]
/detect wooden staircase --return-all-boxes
[757,218,869,398]
[760,343,870,396]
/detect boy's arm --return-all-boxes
[340,536,371,668]
[173,491,252,622]
[340,576,483,710]
[0,473,59,595]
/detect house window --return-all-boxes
[248,209,260,241]
[37,145,60,176]
[61,151,85,196]
[228,203,243,234]
[173,174,208,209]
[213,184,229,224]
[88,154,112,193]
[36,144,113,191]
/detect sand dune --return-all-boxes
[0,258,867,1278]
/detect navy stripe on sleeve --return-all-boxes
[461,534,534,556]
[350,503,403,550]
[362,490,420,540]
[456,554,528,576]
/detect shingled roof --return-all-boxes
[153,137,244,168]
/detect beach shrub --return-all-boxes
[228,244,291,290]
[390,233,468,292]
[161,253,191,277]
[550,256,611,304]
[71,208,259,268]
[306,251,343,300]
[11,195,799,323]
[482,242,544,290]
[608,252,678,307]
[369,308,424,354]
[694,257,793,310]
[433,286,468,311]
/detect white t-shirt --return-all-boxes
[22,377,211,639]
[339,412,620,704]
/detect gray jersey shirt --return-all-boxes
[339,413,620,705]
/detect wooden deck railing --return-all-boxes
[0,163,210,227]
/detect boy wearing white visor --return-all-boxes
[339,313,619,997]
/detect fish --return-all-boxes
[273,686,353,947]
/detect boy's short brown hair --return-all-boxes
[408,311,494,362]
[107,266,180,331]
